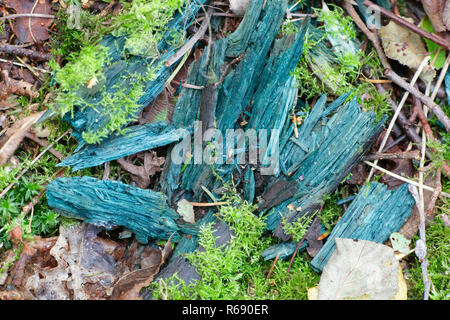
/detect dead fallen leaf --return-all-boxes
[0,70,39,99]
[444,1,450,30]
[379,18,435,83]
[177,199,195,224]
[229,0,250,16]
[0,111,44,166]
[25,223,127,300]
[442,214,450,228]
[5,0,54,43]
[110,237,172,300]
[421,0,446,32]
[117,151,165,189]
[138,90,174,124]
[305,217,323,258]
[317,238,402,300]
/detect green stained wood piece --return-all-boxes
[46,176,198,243]
[58,121,190,171]
[310,182,414,272]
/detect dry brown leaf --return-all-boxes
[444,0,450,30]
[139,90,174,124]
[24,223,127,300]
[110,237,172,300]
[0,111,44,166]
[379,19,435,83]
[5,0,54,43]
[421,0,446,32]
[117,151,165,189]
[0,70,39,99]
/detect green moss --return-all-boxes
[282,212,316,242]
[149,188,320,300]
[49,0,187,144]
[408,214,450,300]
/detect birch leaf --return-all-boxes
[379,19,435,83]
[317,238,400,300]
[177,199,195,224]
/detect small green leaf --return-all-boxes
[421,16,446,69]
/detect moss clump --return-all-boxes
[49,0,186,144]
[150,189,319,300]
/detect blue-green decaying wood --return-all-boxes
[163,0,308,202]
[261,242,307,260]
[170,210,217,262]
[58,121,190,171]
[310,182,414,272]
[46,176,199,244]
[261,96,387,239]
[62,0,206,145]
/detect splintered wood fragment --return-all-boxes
[310,182,414,272]
[46,176,189,243]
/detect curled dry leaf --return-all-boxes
[317,238,404,300]
[110,237,173,300]
[444,1,450,30]
[0,111,44,166]
[379,19,435,84]
[5,0,54,43]
[24,223,126,300]
[421,0,446,32]
[0,70,39,99]
[117,151,165,189]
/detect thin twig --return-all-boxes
[0,13,55,22]
[286,242,301,275]
[385,70,450,132]
[0,44,52,61]
[363,161,450,197]
[367,57,430,181]
[0,130,71,199]
[25,132,64,160]
[426,168,441,217]
[0,58,48,73]
[29,0,39,43]
[165,9,210,67]
[363,0,450,50]
[266,252,281,279]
